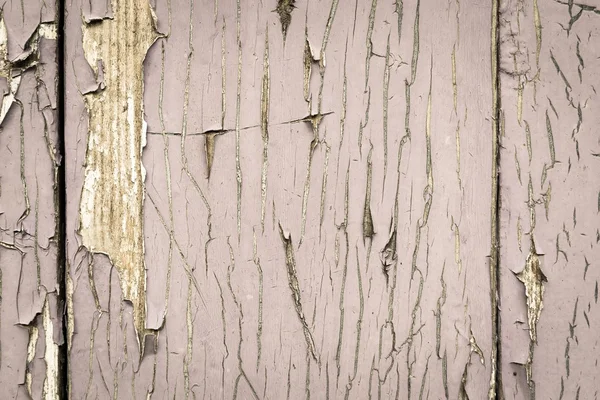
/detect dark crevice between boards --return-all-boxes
[490,0,503,398]
[57,0,68,397]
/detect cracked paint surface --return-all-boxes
[499,0,600,398]
[65,0,496,397]
[0,0,62,396]
[56,0,600,398]
[16,0,600,398]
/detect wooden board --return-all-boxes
[498,1,600,398]
[0,2,63,398]
[64,0,501,398]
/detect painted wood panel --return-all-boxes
[498,0,600,398]
[0,2,63,398]
[64,0,498,398]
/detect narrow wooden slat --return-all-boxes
[0,2,62,398]
[499,1,600,398]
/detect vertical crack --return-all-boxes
[381,33,390,198]
[334,163,350,384]
[235,0,243,243]
[278,224,319,364]
[252,230,264,371]
[260,26,270,233]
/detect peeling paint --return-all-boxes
[452,217,463,275]
[515,238,547,343]
[42,298,59,399]
[57,0,520,397]
[275,0,296,42]
[0,15,21,124]
[25,323,39,397]
[0,14,46,125]
[78,0,160,352]
[303,33,315,103]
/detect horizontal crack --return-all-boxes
[146,112,334,136]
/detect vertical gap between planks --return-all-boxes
[490,0,503,398]
[57,0,68,396]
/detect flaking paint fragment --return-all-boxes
[451,217,463,275]
[275,0,296,42]
[380,227,397,284]
[458,362,470,400]
[0,15,45,125]
[79,0,160,353]
[25,324,39,396]
[205,134,216,179]
[42,297,59,399]
[303,33,317,103]
[38,23,58,40]
[0,16,17,124]
[515,238,547,343]
[469,327,485,365]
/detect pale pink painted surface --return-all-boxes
[0,0,596,398]
[65,0,496,398]
[0,0,62,396]
[499,1,600,399]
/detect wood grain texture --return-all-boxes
[498,0,600,398]
[0,1,62,398]
[64,0,496,398]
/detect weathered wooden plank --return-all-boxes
[65,0,497,398]
[499,1,600,398]
[0,1,62,398]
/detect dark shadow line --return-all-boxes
[57,0,68,396]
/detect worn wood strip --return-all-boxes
[499,1,600,398]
